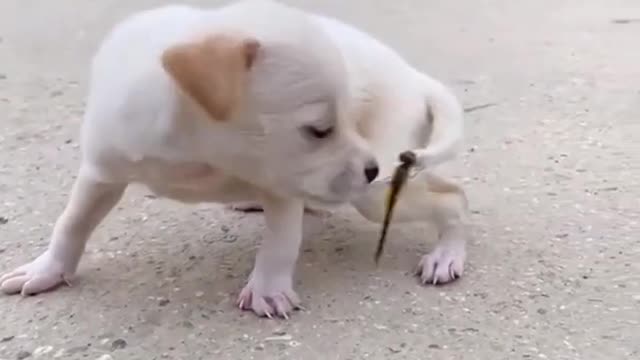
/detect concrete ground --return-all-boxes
[1,0,638,359]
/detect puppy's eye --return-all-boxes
[303,125,334,139]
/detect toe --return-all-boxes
[450,258,465,279]
[418,255,437,284]
[0,269,27,283]
[252,296,275,318]
[237,288,253,310]
[1,275,30,294]
[272,294,294,318]
[433,260,455,284]
[21,274,65,296]
[284,289,301,309]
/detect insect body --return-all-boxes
[374,150,417,264]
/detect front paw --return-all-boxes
[1,251,71,296]
[237,271,301,319]
[416,242,465,285]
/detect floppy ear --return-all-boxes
[161,34,260,121]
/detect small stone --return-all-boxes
[220,225,230,233]
[16,351,31,360]
[111,339,127,350]
[67,345,91,355]
[264,334,292,342]
[97,355,114,360]
[537,308,547,315]
[158,297,170,306]
[1,335,15,342]
[428,344,441,349]
[33,346,54,356]
[0,216,8,225]
[195,291,204,297]
[223,235,237,243]
[182,321,194,329]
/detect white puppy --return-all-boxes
[1,0,469,318]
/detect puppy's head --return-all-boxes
[162,31,377,205]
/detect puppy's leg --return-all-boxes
[351,172,469,284]
[1,168,126,295]
[237,193,304,319]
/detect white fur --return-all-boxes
[1,0,468,318]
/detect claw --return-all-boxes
[265,311,273,319]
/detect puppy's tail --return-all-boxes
[411,74,464,168]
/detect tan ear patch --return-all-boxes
[161,34,260,121]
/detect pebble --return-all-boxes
[223,234,238,243]
[16,351,31,360]
[33,346,54,357]
[1,335,15,342]
[111,339,127,350]
[0,216,8,225]
[264,334,292,342]
[182,321,194,329]
[66,345,89,355]
[537,308,548,315]
[158,297,170,307]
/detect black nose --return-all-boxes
[364,161,379,183]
